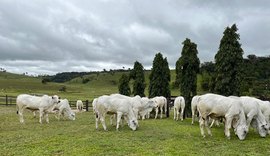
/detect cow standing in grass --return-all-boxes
[76,100,84,111]
[54,99,75,121]
[197,93,248,140]
[16,94,60,124]
[95,95,138,131]
[173,96,185,121]
[152,96,167,119]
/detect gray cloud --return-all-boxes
[0,0,269,75]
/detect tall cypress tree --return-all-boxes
[118,73,131,96]
[176,38,200,117]
[130,61,146,97]
[214,24,244,96]
[149,53,171,98]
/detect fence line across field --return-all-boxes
[0,95,91,111]
[0,95,177,116]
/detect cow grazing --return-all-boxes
[54,99,75,121]
[152,96,167,119]
[76,100,84,111]
[140,97,157,120]
[16,94,60,124]
[197,93,248,140]
[244,97,270,134]
[173,96,185,121]
[95,95,138,131]
[110,94,157,120]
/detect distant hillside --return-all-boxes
[0,70,184,100]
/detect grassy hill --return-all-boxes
[0,70,204,101]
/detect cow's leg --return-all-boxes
[95,114,99,130]
[39,109,44,124]
[199,117,206,138]
[210,119,215,128]
[181,107,185,121]
[191,110,195,125]
[224,117,233,139]
[173,107,176,120]
[176,109,180,121]
[33,111,37,118]
[18,107,25,123]
[110,115,114,126]
[155,107,159,119]
[45,113,49,123]
[160,107,163,119]
[204,117,212,136]
[116,112,123,131]
[100,114,107,131]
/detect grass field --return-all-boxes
[1,71,270,155]
[1,106,270,156]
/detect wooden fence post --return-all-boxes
[6,95,8,106]
[85,100,89,111]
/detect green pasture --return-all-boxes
[1,106,270,156]
[0,71,183,101]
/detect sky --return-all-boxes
[0,0,269,75]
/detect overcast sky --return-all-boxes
[0,0,269,75]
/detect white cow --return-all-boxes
[152,96,167,119]
[173,96,185,121]
[140,97,157,120]
[110,94,156,120]
[54,99,75,121]
[95,95,138,131]
[230,96,269,137]
[197,93,248,140]
[16,94,60,124]
[245,97,270,134]
[76,100,84,111]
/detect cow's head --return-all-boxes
[68,112,76,121]
[52,95,61,103]
[258,124,268,137]
[235,125,248,140]
[128,119,138,131]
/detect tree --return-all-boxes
[118,73,131,96]
[130,61,146,97]
[214,24,244,96]
[176,38,200,117]
[149,53,171,98]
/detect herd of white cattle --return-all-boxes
[15,93,270,140]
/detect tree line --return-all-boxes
[118,24,270,117]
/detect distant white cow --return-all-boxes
[173,96,185,121]
[197,93,248,140]
[54,99,75,121]
[95,95,138,131]
[152,96,167,119]
[140,97,157,120]
[16,94,60,124]
[76,100,84,111]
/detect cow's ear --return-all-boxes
[59,96,61,99]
